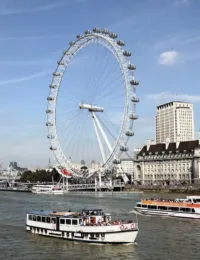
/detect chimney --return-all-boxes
[147,138,151,151]
[176,135,180,149]
[165,137,170,150]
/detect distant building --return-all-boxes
[134,137,200,185]
[119,159,134,175]
[9,161,18,169]
[9,161,28,173]
[91,160,100,169]
[81,160,86,165]
[155,101,194,143]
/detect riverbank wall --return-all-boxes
[124,185,200,194]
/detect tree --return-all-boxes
[19,168,61,183]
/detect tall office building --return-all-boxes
[155,101,194,143]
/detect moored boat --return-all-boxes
[31,184,64,195]
[26,209,138,244]
[134,196,200,219]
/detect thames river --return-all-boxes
[0,191,200,260]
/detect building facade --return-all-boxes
[155,101,194,143]
[120,159,134,175]
[134,139,200,185]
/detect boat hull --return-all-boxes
[134,207,200,219]
[26,225,138,244]
[32,191,64,195]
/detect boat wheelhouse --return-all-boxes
[26,209,138,244]
[31,185,64,195]
[134,196,200,219]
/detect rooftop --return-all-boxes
[137,140,199,157]
[157,101,192,109]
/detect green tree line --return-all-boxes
[19,169,60,183]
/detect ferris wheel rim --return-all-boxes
[46,29,138,176]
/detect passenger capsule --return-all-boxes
[85,30,92,35]
[46,109,53,114]
[128,64,136,70]
[53,72,61,77]
[50,146,57,150]
[69,41,75,46]
[120,146,129,152]
[113,159,121,164]
[46,122,53,126]
[93,28,100,33]
[109,33,117,39]
[130,80,139,86]
[123,51,131,57]
[129,114,138,120]
[47,134,54,139]
[131,96,140,102]
[117,40,125,46]
[125,130,134,136]
[49,84,56,89]
[102,29,109,34]
[76,34,82,39]
[57,61,64,66]
[47,97,54,101]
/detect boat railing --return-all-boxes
[142,198,188,203]
[81,220,136,227]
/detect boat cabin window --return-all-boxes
[141,204,147,208]
[60,219,65,224]
[66,219,71,225]
[148,205,157,209]
[137,204,141,207]
[180,208,191,212]
[28,215,33,220]
[42,217,46,222]
[193,199,200,203]
[192,208,195,212]
[51,218,56,224]
[37,216,41,222]
[168,207,179,211]
[33,215,36,221]
[79,219,83,224]
[158,206,167,210]
[47,217,50,223]
[72,219,78,225]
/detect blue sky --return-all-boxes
[0,0,200,169]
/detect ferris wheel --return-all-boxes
[46,28,139,177]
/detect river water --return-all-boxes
[0,191,200,260]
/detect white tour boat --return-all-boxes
[134,196,200,219]
[31,184,64,195]
[26,209,139,244]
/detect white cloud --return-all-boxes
[174,0,191,6]
[0,34,68,41]
[0,0,90,16]
[147,92,200,103]
[0,70,51,86]
[158,50,180,66]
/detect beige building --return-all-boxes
[134,138,200,185]
[155,101,194,143]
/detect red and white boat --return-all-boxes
[26,209,139,244]
[134,196,200,219]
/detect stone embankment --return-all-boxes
[124,184,200,194]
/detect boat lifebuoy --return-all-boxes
[120,224,125,230]
[131,223,135,229]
